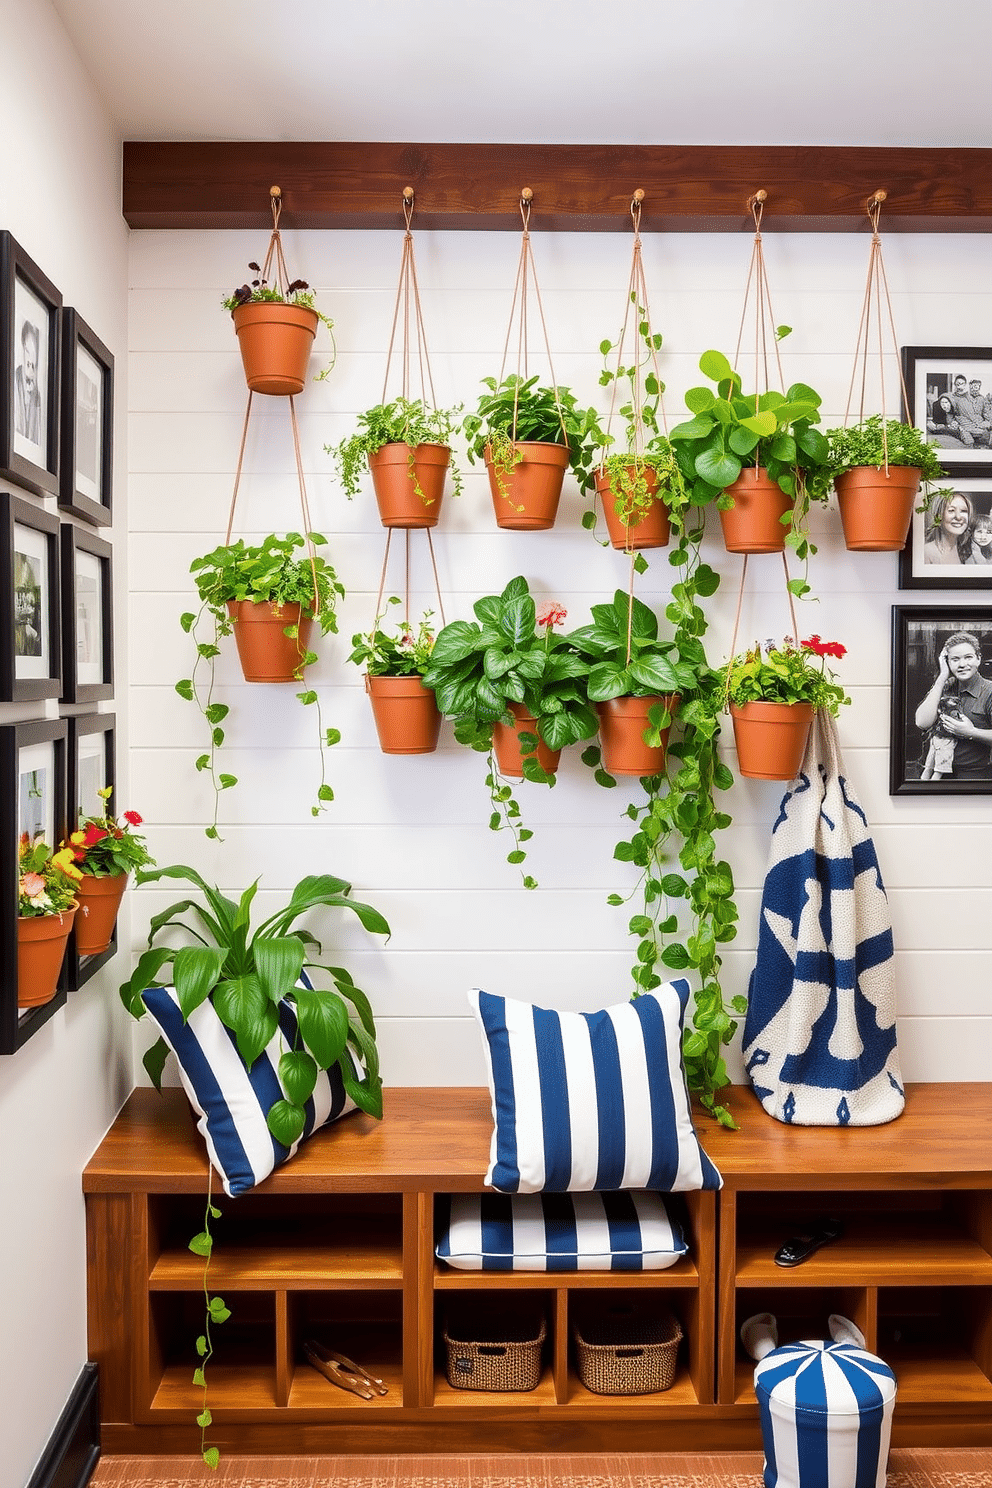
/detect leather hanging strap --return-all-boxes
[842,191,912,472]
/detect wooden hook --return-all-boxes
[869,189,887,206]
[747,189,768,210]
[632,188,645,205]
[269,185,282,200]
[402,186,415,202]
[520,186,534,203]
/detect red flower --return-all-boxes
[123,810,143,826]
[802,635,847,660]
[83,823,109,845]
[536,602,568,630]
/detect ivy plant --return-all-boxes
[325,397,464,504]
[178,533,344,836]
[811,414,945,509]
[462,373,598,511]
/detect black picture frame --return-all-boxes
[60,522,113,703]
[899,477,992,590]
[66,712,116,989]
[0,717,69,1053]
[0,491,61,701]
[890,605,992,795]
[59,309,113,526]
[902,344,992,473]
[0,231,61,496]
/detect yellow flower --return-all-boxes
[51,847,84,881]
[70,830,86,845]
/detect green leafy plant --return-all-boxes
[65,787,154,877]
[567,590,699,703]
[670,348,830,594]
[578,303,687,534]
[720,635,850,716]
[348,597,435,677]
[120,864,391,1132]
[18,837,81,916]
[326,397,464,504]
[462,373,597,510]
[188,1181,228,1470]
[422,578,597,885]
[812,415,945,510]
[177,532,345,836]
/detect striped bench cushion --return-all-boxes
[141,981,358,1197]
[436,1191,688,1271]
[469,980,722,1194]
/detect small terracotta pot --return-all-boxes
[17,904,78,1008]
[485,442,570,531]
[730,701,814,781]
[226,600,313,682]
[835,465,921,552]
[596,695,677,777]
[366,674,442,755]
[720,469,792,553]
[492,703,560,777]
[368,443,450,528]
[231,302,318,396]
[74,872,128,957]
[596,467,671,551]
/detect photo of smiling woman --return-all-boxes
[923,490,976,565]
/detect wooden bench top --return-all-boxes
[82,1082,992,1196]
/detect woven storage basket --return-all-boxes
[444,1309,546,1392]
[574,1308,682,1395]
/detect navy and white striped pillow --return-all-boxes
[141,983,358,1197]
[469,981,722,1194]
[436,1191,688,1271]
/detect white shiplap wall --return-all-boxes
[128,226,992,1088]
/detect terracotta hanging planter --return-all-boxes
[596,695,677,777]
[596,467,671,551]
[74,873,128,958]
[226,600,313,682]
[18,905,78,1008]
[835,465,921,552]
[368,443,450,529]
[365,674,442,755]
[720,468,793,553]
[231,301,318,396]
[730,701,814,781]
[492,703,560,777]
[485,442,570,531]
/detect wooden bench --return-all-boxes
[84,1082,992,1454]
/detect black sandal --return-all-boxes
[774,1218,844,1267]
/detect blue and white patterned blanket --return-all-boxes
[742,711,905,1126]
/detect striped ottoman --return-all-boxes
[754,1340,897,1488]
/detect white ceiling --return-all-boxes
[50,0,992,147]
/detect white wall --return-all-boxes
[0,2,130,1483]
[128,224,992,1092]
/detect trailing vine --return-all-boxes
[188,1178,229,1470]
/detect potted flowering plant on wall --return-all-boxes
[64,788,154,958]
[720,634,850,780]
[463,374,597,530]
[326,397,464,528]
[422,577,598,885]
[17,838,82,1008]
[348,599,441,755]
[178,531,345,835]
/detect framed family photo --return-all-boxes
[66,712,116,988]
[0,717,69,1052]
[60,523,113,703]
[60,309,113,526]
[0,232,61,497]
[902,345,992,471]
[899,476,992,589]
[890,605,992,795]
[0,492,61,701]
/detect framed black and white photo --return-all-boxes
[60,309,113,525]
[60,523,112,703]
[899,477,992,589]
[890,605,992,795]
[67,712,116,988]
[0,717,69,1053]
[902,345,992,471]
[0,231,61,496]
[0,492,61,701]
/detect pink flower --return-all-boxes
[536,602,568,630]
[20,872,45,898]
[123,810,143,826]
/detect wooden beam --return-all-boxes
[123,142,992,232]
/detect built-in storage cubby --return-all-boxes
[85,1082,992,1454]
